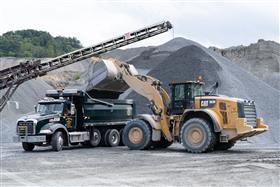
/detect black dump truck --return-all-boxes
[14,89,135,151]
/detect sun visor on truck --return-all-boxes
[84,58,138,99]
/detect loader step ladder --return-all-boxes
[0,21,172,112]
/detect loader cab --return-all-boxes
[169,81,204,115]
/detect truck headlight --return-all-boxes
[39,129,52,134]
[49,117,60,122]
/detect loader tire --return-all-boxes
[122,119,151,150]
[51,131,64,152]
[214,141,235,150]
[22,142,35,152]
[180,118,216,153]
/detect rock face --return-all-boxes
[209,39,280,90]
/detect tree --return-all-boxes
[0,29,83,57]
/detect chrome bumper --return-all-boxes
[13,135,46,143]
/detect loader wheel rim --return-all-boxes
[187,127,203,145]
[128,127,143,144]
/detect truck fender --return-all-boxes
[181,109,222,132]
[137,114,161,141]
[40,123,70,145]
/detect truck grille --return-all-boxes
[238,100,257,127]
[17,121,34,135]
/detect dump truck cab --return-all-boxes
[35,99,77,131]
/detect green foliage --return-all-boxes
[73,72,81,80]
[0,29,83,57]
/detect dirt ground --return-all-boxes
[1,143,279,186]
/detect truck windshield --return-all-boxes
[37,103,64,115]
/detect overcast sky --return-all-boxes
[0,0,278,48]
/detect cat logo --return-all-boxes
[200,99,216,108]
[65,117,73,129]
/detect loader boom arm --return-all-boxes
[110,59,173,141]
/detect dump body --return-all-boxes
[83,99,135,123]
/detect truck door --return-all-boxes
[63,103,77,131]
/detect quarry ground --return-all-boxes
[1,143,279,186]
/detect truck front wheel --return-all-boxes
[180,118,216,153]
[51,131,64,151]
[22,142,35,151]
[122,119,151,150]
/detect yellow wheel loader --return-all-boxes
[93,59,268,153]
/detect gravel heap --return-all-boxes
[0,79,52,142]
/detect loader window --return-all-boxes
[192,84,204,97]
[174,84,185,101]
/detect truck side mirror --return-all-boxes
[34,105,37,112]
[70,104,76,115]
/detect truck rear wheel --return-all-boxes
[90,129,101,147]
[122,119,151,150]
[106,129,120,147]
[214,141,235,150]
[180,118,216,153]
[22,142,35,151]
[51,131,64,151]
